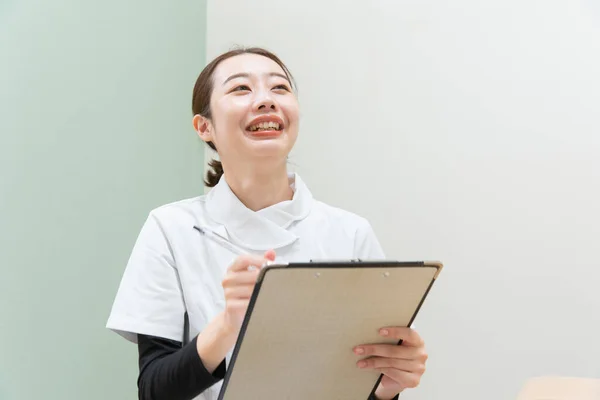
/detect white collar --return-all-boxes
[205,173,313,251]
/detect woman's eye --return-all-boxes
[273,84,290,91]
[232,85,251,92]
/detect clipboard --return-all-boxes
[217,260,443,400]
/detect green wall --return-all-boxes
[0,1,207,398]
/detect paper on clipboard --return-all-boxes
[218,260,443,400]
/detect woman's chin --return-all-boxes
[243,131,296,157]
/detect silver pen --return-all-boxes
[193,225,275,270]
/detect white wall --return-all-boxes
[206,1,600,398]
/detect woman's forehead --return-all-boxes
[213,53,287,84]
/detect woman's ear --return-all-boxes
[192,114,213,143]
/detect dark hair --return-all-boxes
[192,47,296,187]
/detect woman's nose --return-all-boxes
[254,90,277,111]
[258,102,276,111]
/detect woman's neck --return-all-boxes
[223,164,293,212]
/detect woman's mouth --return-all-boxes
[247,121,282,132]
[245,116,285,137]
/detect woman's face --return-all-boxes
[195,53,299,169]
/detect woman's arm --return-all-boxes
[137,335,223,400]
[137,250,270,400]
[137,251,275,400]
[137,312,238,400]
[193,312,238,373]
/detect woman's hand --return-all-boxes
[197,250,275,374]
[221,250,276,332]
[354,327,428,400]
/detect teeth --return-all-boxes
[249,121,280,131]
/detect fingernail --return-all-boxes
[380,329,389,336]
[354,347,364,354]
[357,360,367,368]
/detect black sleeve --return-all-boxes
[368,394,400,400]
[137,334,226,400]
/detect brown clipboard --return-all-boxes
[217,260,443,400]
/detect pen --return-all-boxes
[193,225,274,269]
[194,225,247,255]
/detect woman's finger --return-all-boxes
[353,343,423,360]
[222,269,261,287]
[357,356,425,374]
[378,327,424,347]
[264,249,276,261]
[228,254,269,272]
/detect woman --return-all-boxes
[107,47,428,400]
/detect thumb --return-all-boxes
[264,249,276,261]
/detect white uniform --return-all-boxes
[106,173,385,400]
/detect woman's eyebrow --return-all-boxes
[222,72,290,86]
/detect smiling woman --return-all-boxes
[191,48,298,189]
[106,47,427,400]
